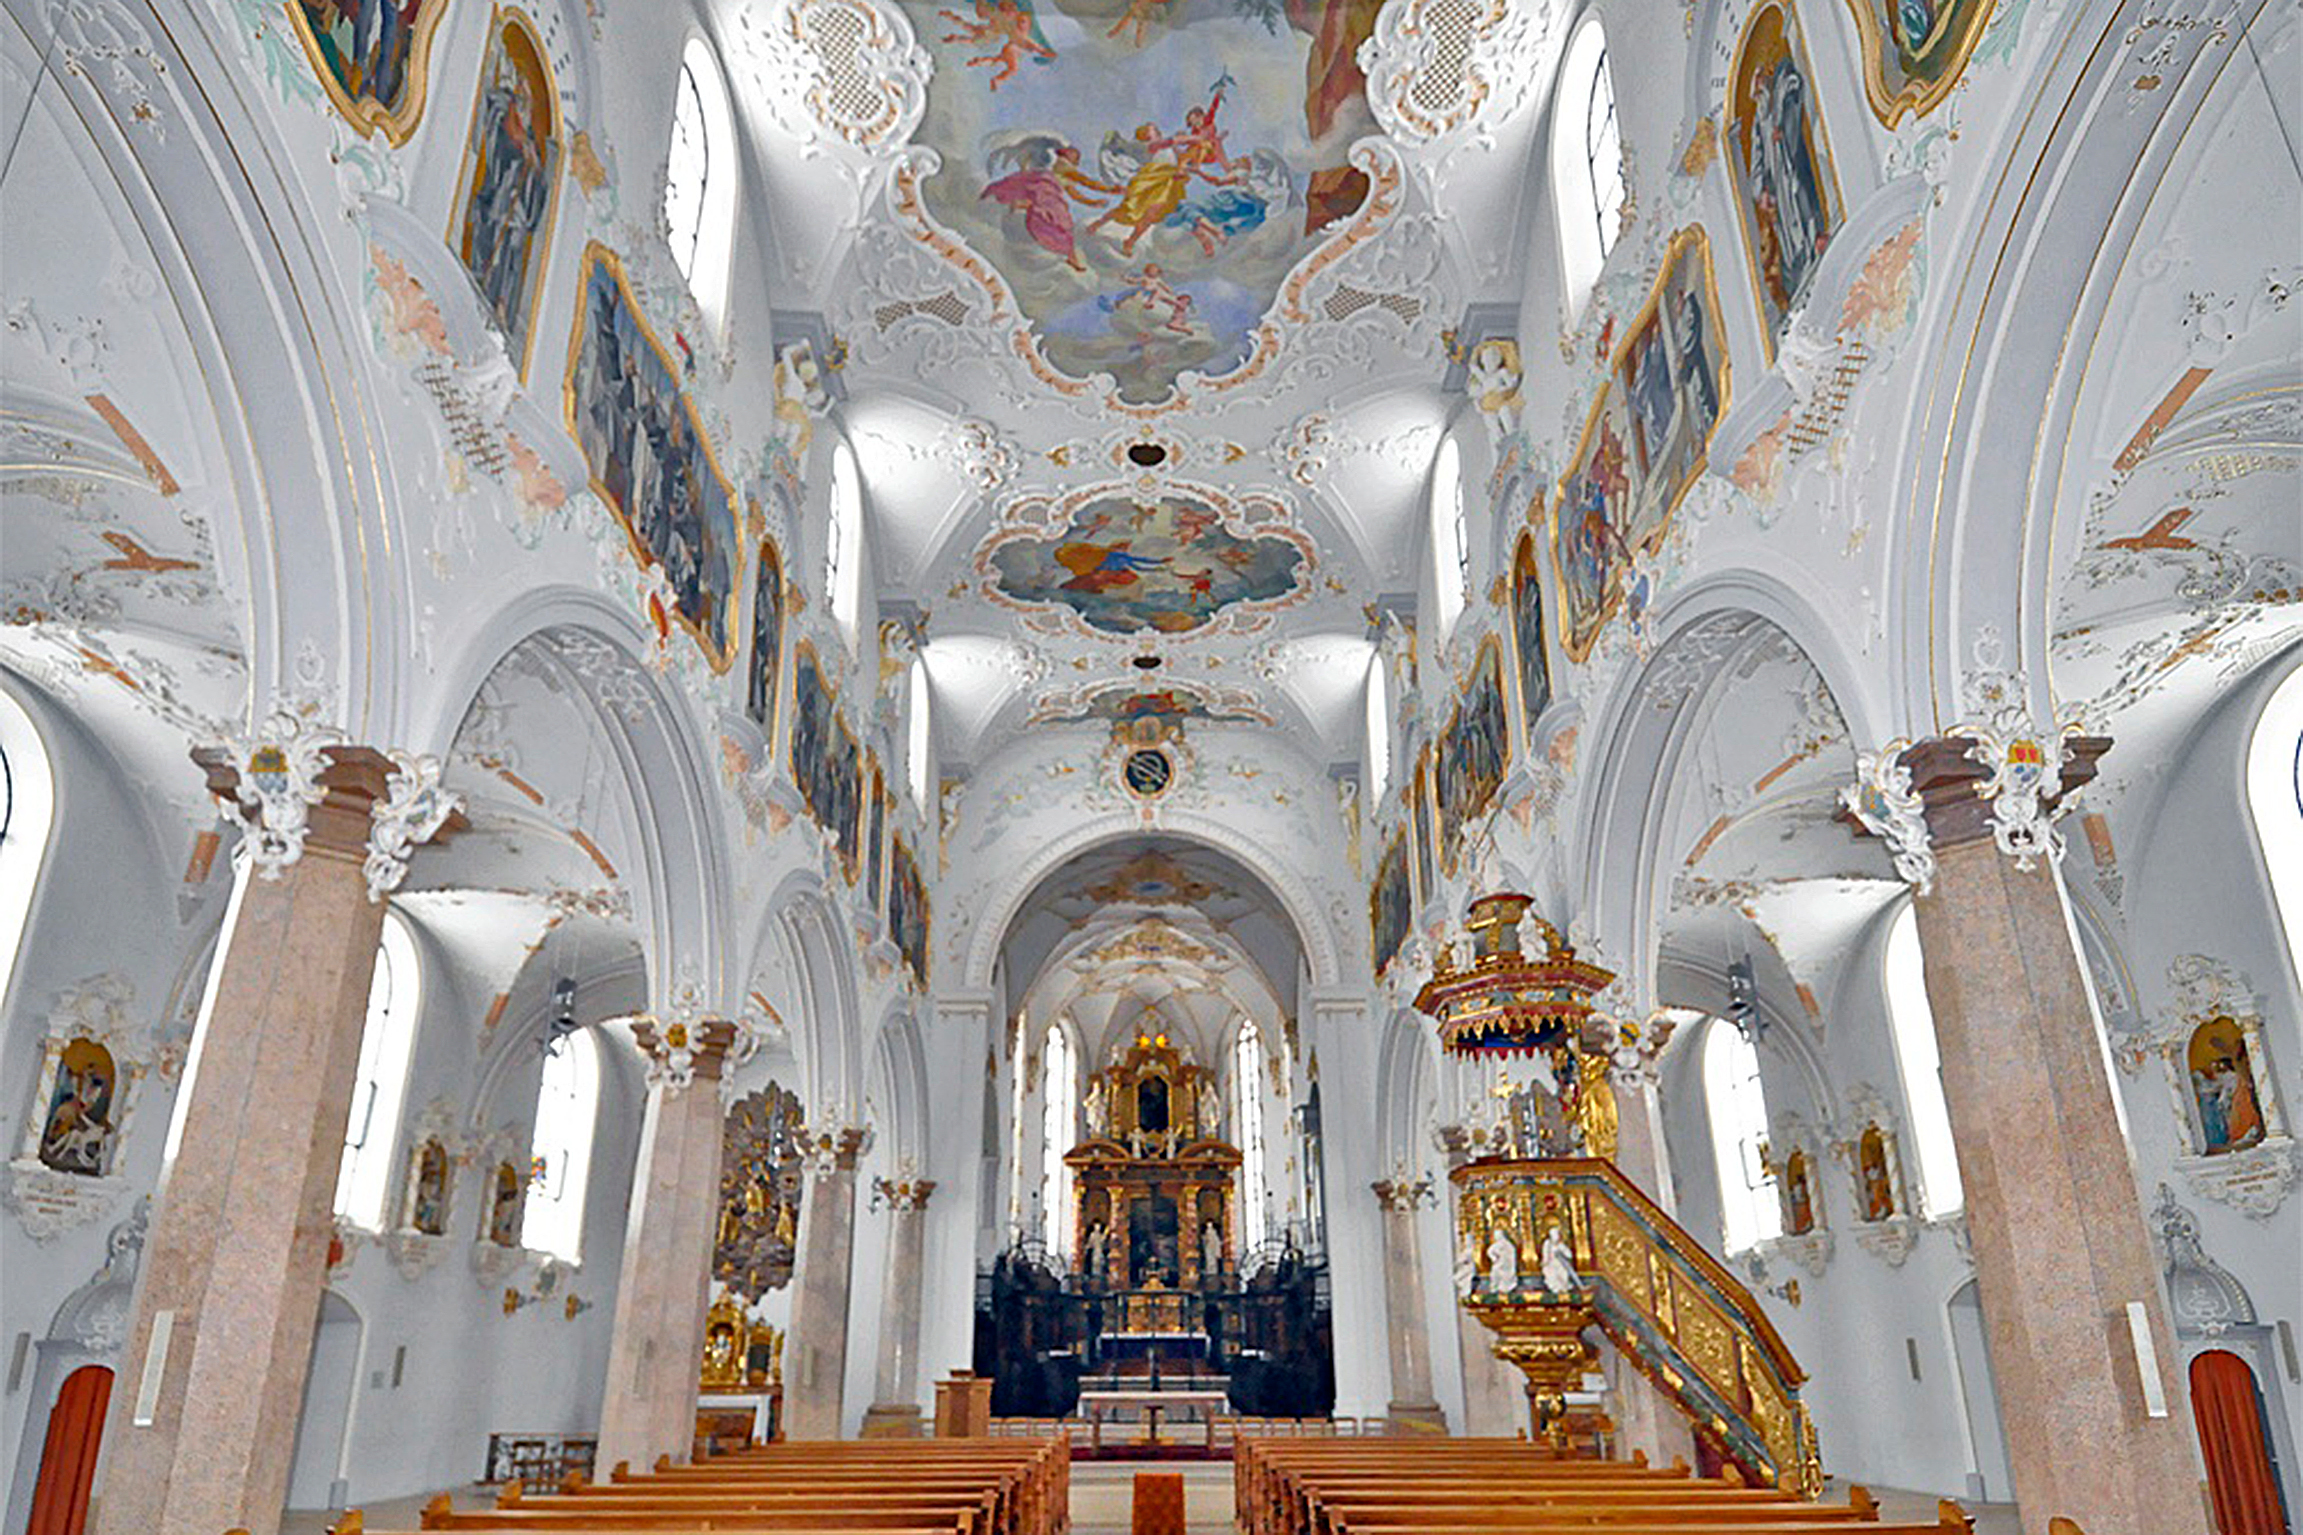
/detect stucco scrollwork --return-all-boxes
[365,750,462,901]
[1840,741,1933,893]
[741,0,932,161]
[208,706,347,879]
[1359,0,1560,152]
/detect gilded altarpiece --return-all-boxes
[1065,1036,1242,1311]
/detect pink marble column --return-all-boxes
[1434,1126,1520,1436]
[1370,1178,1446,1429]
[595,1019,737,1474]
[92,746,450,1535]
[860,1176,935,1437]
[1885,738,2210,1534]
[785,1127,870,1439]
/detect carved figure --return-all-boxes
[1539,1224,1576,1294]
[1484,1223,1519,1292]
[1200,1218,1223,1277]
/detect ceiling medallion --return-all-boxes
[1121,746,1174,800]
[1414,893,1615,1060]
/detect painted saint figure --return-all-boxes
[457,18,557,365]
[37,1039,117,1177]
[980,137,1117,270]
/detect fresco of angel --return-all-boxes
[940,0,1057,89]
[979,134,1118,270]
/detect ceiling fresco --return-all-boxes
[980,488,1312,635]
[911,0,1381,402]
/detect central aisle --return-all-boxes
[1070,1460,1236,1535]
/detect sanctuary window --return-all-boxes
[1235,1019,1269,1252]
[908,657,933,811]
[1039,1022,1077,1260]
[1365,653,1392,806]
[2248,661,2303,989]
[1702,1016,1781,1253]
[334,914,423,1230]
[1886,904,1964,1219]
[1429,436,1469,641]
[664,39,736,328]
[0,687,54,1021]
[1552,19,1624,316]
[523,1027,600,1263]
[828,438,865,648]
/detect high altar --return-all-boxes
[1064,1034,1242,1320]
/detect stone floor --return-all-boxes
[285,1464,2023,1535]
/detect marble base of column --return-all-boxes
[857,1404,925,1438]
[594,1020,736,1475]
[1898,738,2209,1535]
[92,751,398,1535]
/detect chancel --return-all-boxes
[0,0,2296,1531]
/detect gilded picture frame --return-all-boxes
[287,0,451,146]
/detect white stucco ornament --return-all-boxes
[364,749,461,902]
[1360,0,1560,152]
[209,707,346,879]
[741,0,931,163]
[1840,742,1934,893]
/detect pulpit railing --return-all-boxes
[1454,1155,1821,1493]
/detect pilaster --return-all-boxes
[785,1125,871,1439]
[1371,1176,1445,1430]
[860,1176,936,1437]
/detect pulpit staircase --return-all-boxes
[1455,1155,1822,1492]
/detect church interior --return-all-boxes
[0,0,2298,1530]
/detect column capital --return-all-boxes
[1371,1175,1435,1212]
[805,1125,873,1177]
[1839,732,2109,889]
[194,727,464,894]
[629,1017,739,1090]
[873,1175,937,1211]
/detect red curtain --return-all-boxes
[27,1364,113,1535]
[2191,1350,2290,1535]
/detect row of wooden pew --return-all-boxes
[335,1437,1070,1535]
[1234,1438,1982,1535]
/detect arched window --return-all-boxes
[1550,18,1624,316]
[1365,652,1392,806]
[907,657,933,810]
[0,686,56,1020]
[1885,905,1963,1219]
[663,38,736,328]
[334,914,423,1230]
[2247,661,2303,985]
[1429,436,1468,640]
[1701,1017,1781,1253]
[523,1029,600,1263]
[1234,1019,1270,1252]
[827,438,865,647]
[1038,1022,1076,1259]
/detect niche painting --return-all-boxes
[453,10,561,373]
[1781,1150,1817,1236]
[1856,1125,1896,1222]
[290,0,449,144]
[484,1160,525,1247]
[2188,1016,2267,1156]
[36,1039,118,1177]
[407,1138,452,1236]
[1509,532,1552,743]
[1728,2,1840,350]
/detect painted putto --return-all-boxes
[916,0,1382,402]
[985,492,1308,635]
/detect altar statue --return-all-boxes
[1200,1218,1224,1277]
[1084,1076,1108,1136]
[1083,1220,1109,1279]
[1539,1223,1577,1294]
[1484,1223,1520,1292]
[1197,1079,1221,1135]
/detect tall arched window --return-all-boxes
[663,38,736,328]
[1885,904,1963,1219]
[334,914,424,1230]
[1234,1019,1270,1252]
[1550,18,1624,316]
[1038,1022,1077,1259]
[0,686,55,1021]
[1701,1017,1781,1253]
[1365,652,1392,806]
[2247,661,2303,984]
[907,657,933,810]
[1429,436,1468,640]
[827,438,865,648]
[523,1029,600,1263]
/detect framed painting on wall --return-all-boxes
[451,9,563,374]
[787,643,863,879]
[289,0,450,144]
[1435,637,1510,875]
[1727,2,1842,353]
[1508,531,1553,748]
[1838,0,1998,125]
